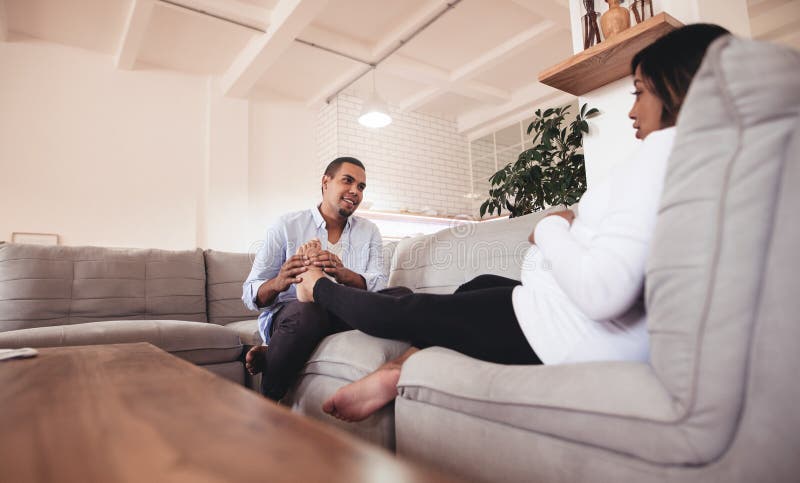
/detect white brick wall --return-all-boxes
[316,94,473,217]
[316,98,338,174]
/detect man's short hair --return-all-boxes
[324,157,365,177]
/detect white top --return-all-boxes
[511,127,676,364]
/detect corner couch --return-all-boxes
[0,245,262,385]
[282,36,800,482]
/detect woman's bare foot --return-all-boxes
[296,269,324,302]
[322,367,402,422]
[245,345,268,375]
[295,239,325,302]
[296,238,322,256]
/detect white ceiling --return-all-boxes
[3,0,798,137]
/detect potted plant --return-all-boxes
[480,103,599,218]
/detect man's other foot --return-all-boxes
[245,345,268,375]
[321,367,401,422]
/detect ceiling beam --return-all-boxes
[453,82,511,103]
[300,25,372,107]
[370,0,450,59]
[457,82,571,136]
[394,20,556,112]
[398,86,443,111]
[0,0,7,42]
[162,0,270,31]
[381,54,450,86]
[299,24,373,62]
[302,0,452,108]
[221,0,328,98]
[115,0,155,70]
[450,20,557,81]
[385,54,511,108]
[306,63,366,107]
[302,22,509,108]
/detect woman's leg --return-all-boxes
[298,273,540,365]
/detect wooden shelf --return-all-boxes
[538,13,683,96]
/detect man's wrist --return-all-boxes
[343,271,367,289]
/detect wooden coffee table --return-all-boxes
[0,343,462,483]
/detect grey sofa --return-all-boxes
[283,36,800,482]
[0,245,262,385]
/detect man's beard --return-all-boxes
[338,207,353,218]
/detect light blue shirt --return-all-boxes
[242,206,387,343]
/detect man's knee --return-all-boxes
[274,301,331,337]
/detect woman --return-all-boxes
[295,24,731,422]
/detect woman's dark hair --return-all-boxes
[631,23,730,126]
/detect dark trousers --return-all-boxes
[313,274,542,366]
[261,285,412,401]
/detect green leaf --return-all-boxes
[483,102,594,218]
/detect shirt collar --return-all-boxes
[312,204,354,231]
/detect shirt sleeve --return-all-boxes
[534,129,675,321]
[241,221,287,311]
[357,224,388,292]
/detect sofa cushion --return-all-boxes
[300,330,411,381]
[388,212,547,294]
[0,320,242,365]
[0,244,207,332]
[204,250,260,325]
[223,319,261,346]
[645,36,800,460]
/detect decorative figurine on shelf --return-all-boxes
[600,0,632,40]
[630,0,654,24]
[582,0,602,49]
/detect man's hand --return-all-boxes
[307,250,366,289]
[256,254,308,307]
[274,254,309,291]
[529,209,576,244]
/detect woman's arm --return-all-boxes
[533,128,676,320]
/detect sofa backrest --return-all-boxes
[0,244,208,332]
[389,212,548,293]
[646,36,800,461]
[204,249,259,325]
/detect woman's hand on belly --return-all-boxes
[529,209,576,244]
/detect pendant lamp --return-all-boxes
[358,69,392,128]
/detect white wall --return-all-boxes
[247,98,318,249]
[0,38,205,249]
[204,79,250,252]
[0,37,320,252]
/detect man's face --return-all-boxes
[321,163,367,218]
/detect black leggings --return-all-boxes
[313,274,542,365]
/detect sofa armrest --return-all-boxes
[396,347,699,464]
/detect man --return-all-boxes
[242,156,401,401]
